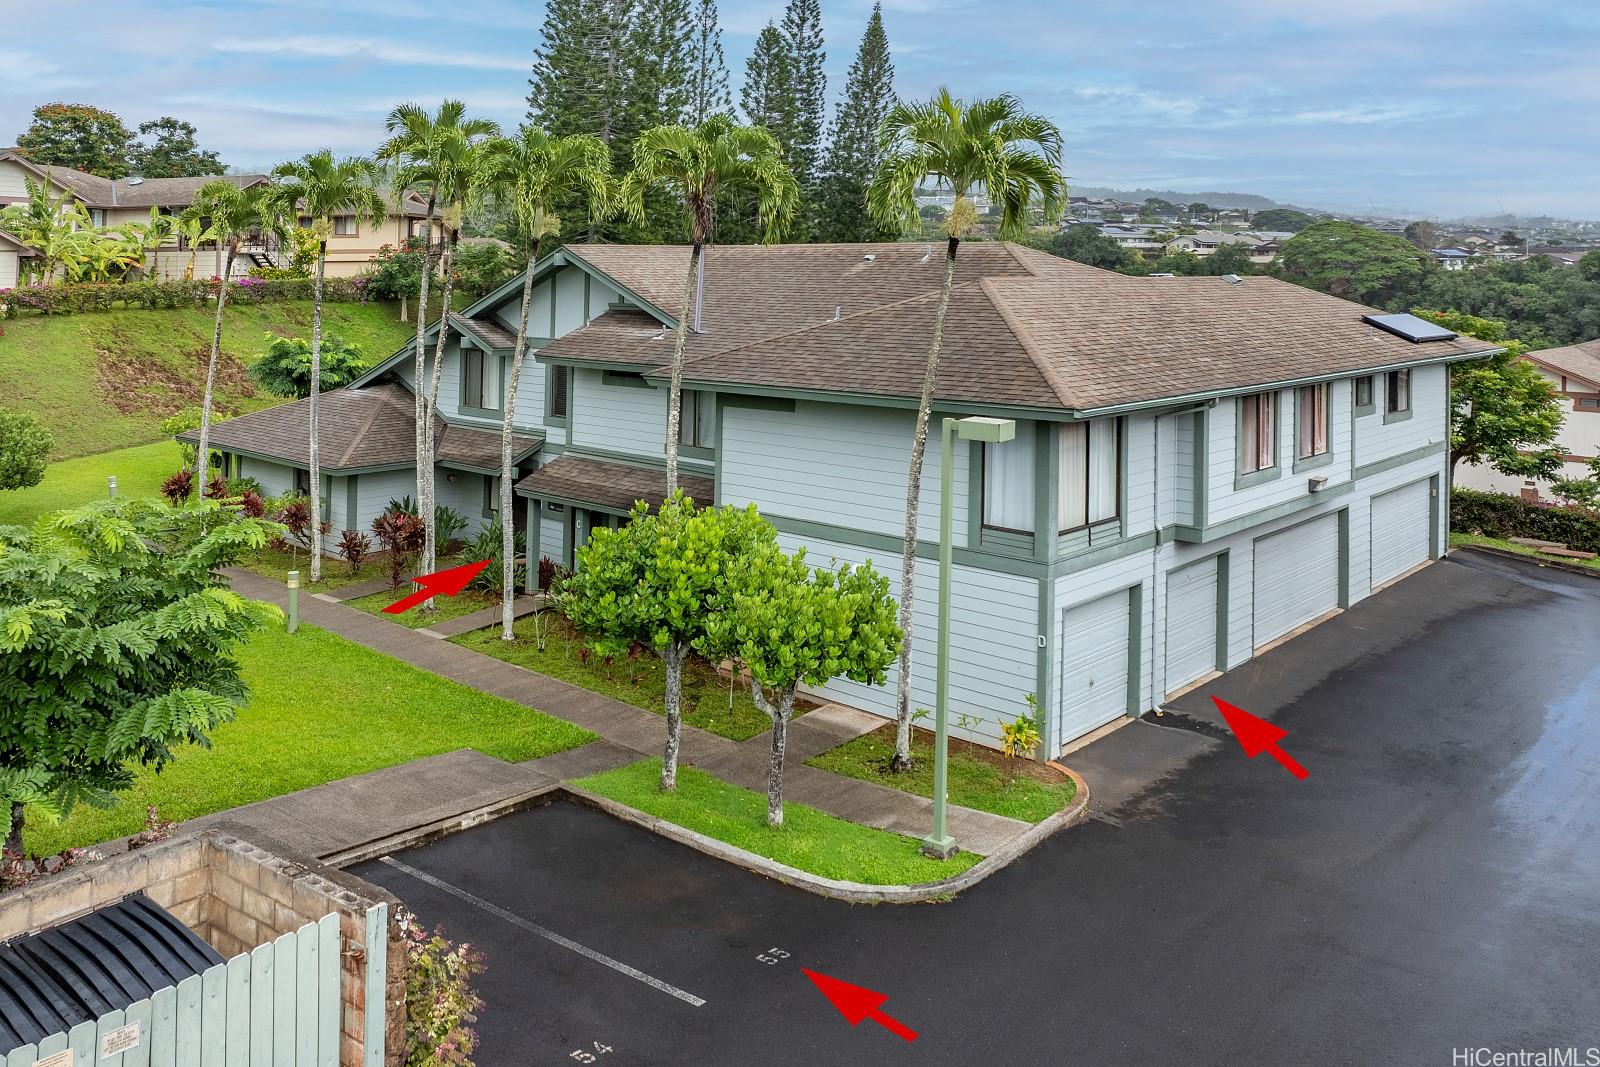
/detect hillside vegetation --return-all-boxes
[0,301,414,459]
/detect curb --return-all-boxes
[1451,545,1600,579]
[561,766,1090,905]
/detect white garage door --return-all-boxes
[1370,480,1432,588]
[1165,558,1219,696]
[1253,514,1340,648]
[1058,589,1132,744]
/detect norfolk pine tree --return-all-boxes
[818,3,895,243]
[686,0,732,124]
[779,0,827,236]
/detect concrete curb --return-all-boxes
[561,765,1091,905]
[1452,545,1600,579]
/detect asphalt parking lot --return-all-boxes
[354,553,1600,1066]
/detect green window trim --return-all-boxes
[1292,382,1335,473]
[1383,369,1413,424]
[482,475,497,518]
[545,364,571,427]
[1235,392,1280,488]
[1235,465,1282,490]
[459,347,505,418]
[1353,375,1376,416]
[1293,450,1336,474]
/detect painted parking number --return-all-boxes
[569,1042,612,1062]
[757,947,790,965]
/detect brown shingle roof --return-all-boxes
[512,455,713,512]
[1527,339,1600,390]
[45,168,268,209]
[450,313,519,351]
[177,383,541,471]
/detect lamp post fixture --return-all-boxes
[922,414,1016,859]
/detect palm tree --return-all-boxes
[482,126,613,639]
[189,181,290,497]
[266,152,389,582]
[173,208,215,280]
[120,206,175,280]
[378,101,500,593]
[867,88,1065,770]
[621,115,798,494]
[0,177,90,283]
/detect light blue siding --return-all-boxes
[569,368,670,460]
[1207,379,1354,524]
[238,458,296,498]
[1353,364,1448,467]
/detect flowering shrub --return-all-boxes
[0,275,370,318]
[399,911,485,1067]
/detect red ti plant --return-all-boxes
[161,468,194,504]
[371,510,425,589]
[336,529,373,575]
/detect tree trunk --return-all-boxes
[420,228,459,610]
[660,640,686,792]
[663,240,702,496]
[4,802,23,856]
[412,200,436,594]
[308,245,326,582]
[891,236,960,771]
[216,244,223,281]
[765,686,798,828]
[195,245,235,497]
[400,294,409,323]
[501,250,539,640]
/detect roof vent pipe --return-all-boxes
[835,305,842,320]
[919,244,932,263]
[693,249,705,332]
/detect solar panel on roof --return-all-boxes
[1362,313,1457,343]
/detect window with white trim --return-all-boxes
[1058,418,1120,531]
[1296,383,1330,459]
[462,349,502,412]
[982,421,1036,533]
[1238,392,1277,474]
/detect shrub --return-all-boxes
[238,490,266,518]
[464,522,525,593]
[1001,699,1042,759]
[364,240,426,303]
[225,475,263,497]
[0,276,369,318]
[160,468,194,504]
[0,410,52,490]
[372,510,426,588]
[251,334,369,399]
[400,911,484,1067]
[247,265,309,281]
[1451,487,1600,553]
[336,529,372,574]
[537,555,564,592]
[434,506,468,548]
[451,242,517,302]
[276,496,312,546]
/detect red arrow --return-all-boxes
[802,969,918,1042]
[382,559,491,615]
[1211,696,1309,780]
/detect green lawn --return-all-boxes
[1450,531,1600,573]
[574,759,981,885]
[807,725,1077,822]
[240,545,396,593]
[346,588,498,629]
[22,621,596,855]
[0,300,415,460]
[0,441,183,527]
[455,613,791,741]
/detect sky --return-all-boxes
[2,0,1595,219]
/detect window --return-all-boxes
[88,209,106,227]
[462,349,502,412]
[1354,375,1373,409]
[482,476,497,517]
[1386,369,1411,414]
[678,390,715,448]
[982,421,1036,533]
[548,365,570,420]
[1575,397,1600,412]
[1238,392,1277,474]
[1296,383,1330,459]
[332,216,356,236]
[1058,419,1120,531]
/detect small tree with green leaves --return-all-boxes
[563,493,776,792]
[0,412,52,491]
[251,334,369,398]
[0,498,282,853]
[704,545,900,827]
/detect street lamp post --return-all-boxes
[923,414,1016,859]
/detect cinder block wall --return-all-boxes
[0,831,407,1067]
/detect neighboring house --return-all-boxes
[0,149,440,280]
[1431,247,1475,271]
[187,241,1496,756]
[1099,224,1168,253]
[1163,230,1278,264]
[0,228,37,289]
[1457,338,1600,500]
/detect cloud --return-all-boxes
[215,37,526,72]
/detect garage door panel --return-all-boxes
[1166,558,1219,695]
[1253,515,1340,648]
[1058,590,1131,744]
[1371,480,1431,588]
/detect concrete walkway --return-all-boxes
[225,567,1034,857]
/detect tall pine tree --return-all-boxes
[818,3,895,242]
[780,0,826,238]
[686,0,731,124]
[631,0,694,125]
[724,22,795,244]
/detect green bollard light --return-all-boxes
[286,570,300,634]
[108,475,118,499]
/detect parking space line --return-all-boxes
[378,856,707,1008]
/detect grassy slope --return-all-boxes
[0,300,414,460]
[24,622,596,854]
[0,441,182,526]
[575,759,982,884]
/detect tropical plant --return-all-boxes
[371,509,426,589]
[0,177,93,284]
[336,529,372,574]
[703,543,901,826]
[481,123,613,639]
[160,467,194,504]
[433,506,468,547]
[118,206,177,279]
[266,151,390,582]
[0,411,52,491]
[867,88,1065,770]
[464,521,525,593]
[275,496,312,548]
[189,180,292,496]
[621,115,798,495]
[172,206,216,281]
[0,497,281,852]
[399,910,485,1067]
[1000,712,1041,759]
[564,494,778,791]
[251,334,368,398]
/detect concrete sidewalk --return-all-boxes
[225,566,1035,857]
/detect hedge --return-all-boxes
[0,275,370,317]
[1451,487,1600,553]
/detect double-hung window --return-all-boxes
[678,390,715,448]
[1296,383,1330,460]
[332,215,357,236]
[982,421,1036,533]
[1058,419,1120,531]
[1386,369,1411,415]
[1238,392,1277,474]
[462,349,502,413]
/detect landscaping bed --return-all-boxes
[455,612,811,741]
[23,621,596,855]
[346,587,499,629]
[573,759,981,885]
[806,724,1077,822]
[1449,531,1600,573]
